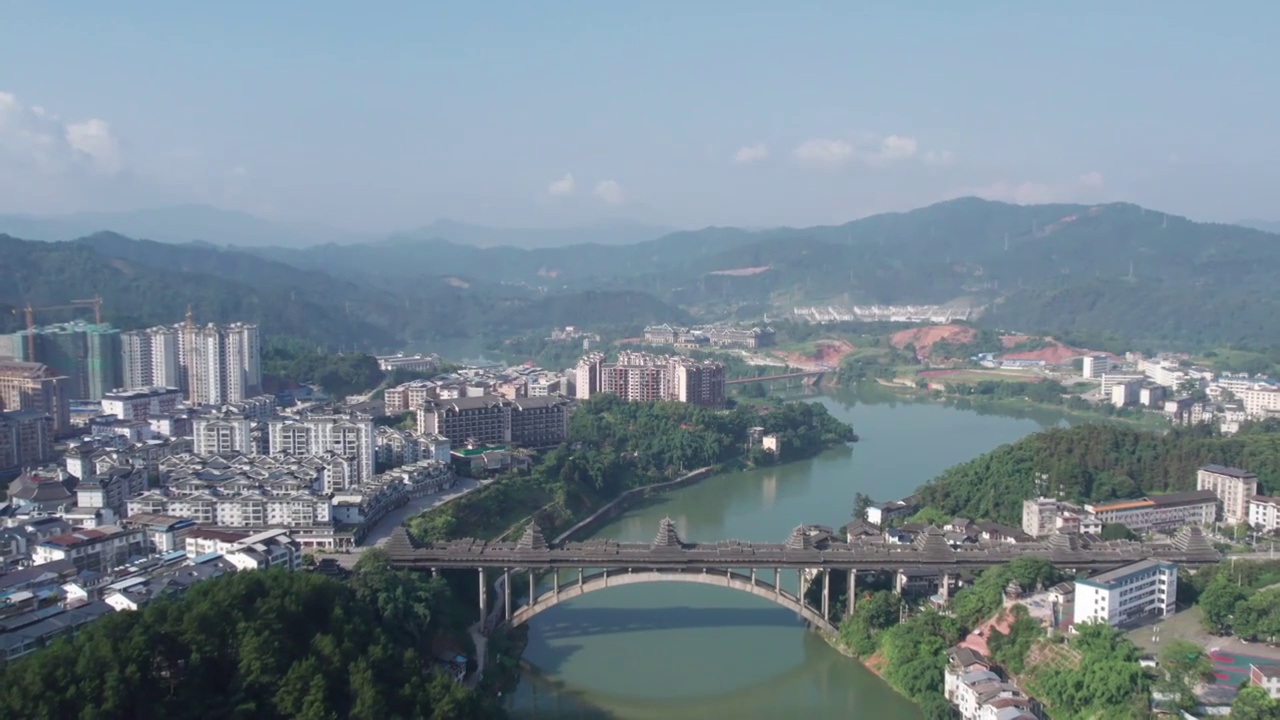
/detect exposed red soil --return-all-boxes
[890,324,976,359]
[998,334,1124,366]
[775,339,856,369]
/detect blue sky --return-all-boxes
[1,1,1276,231]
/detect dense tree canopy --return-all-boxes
[918,422,1280,525]
[0,556,491,720]
[1024,623,1150,720]
[410,396,855,542]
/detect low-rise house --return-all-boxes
[103,558,236,612]
[866,496,918,527]
[222,529,302,572]
[124,514,198,553]
[32,525,147,573]
[184,528,251,558]
[0,601,113,664]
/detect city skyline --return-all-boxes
[2,2,1278,232]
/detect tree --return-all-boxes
[1232,686,1280,720]
[1101,523,1138,541]
[852,492,873,521]
[1156,639,1214,712]
[1199,578,1248,634]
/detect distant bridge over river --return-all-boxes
[384,520,1220,637]
[725,369,828,386]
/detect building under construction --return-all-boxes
[1,321,122,401]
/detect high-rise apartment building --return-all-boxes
[0,358,72,435]
[574,352,605,400]
[2,321,122,400]
[1197,464,1259,524]
[267,410,375,482]
[0,410,56,473]
[121,326,182,390]
[575,352,726,406]
[181,321,262,405]
[193,412,255,455]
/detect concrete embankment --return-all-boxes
[553,466,716,543]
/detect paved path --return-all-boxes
[360,476,490,548]
[320,476,492,569]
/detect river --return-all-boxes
[501,387,1072,719]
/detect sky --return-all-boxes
[1,1,1277,232]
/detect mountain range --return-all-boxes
[1,198,1277,351]
[0,206,676,250]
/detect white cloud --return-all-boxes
[66,118,123,175]
[593,179,624,205]
[950,172,1106,205]
[793,138,855,168]
[0,91,123,176]
[547,172,575,197]
[793,134,951,169]
[734,144,769,164]
[922,149,956,167]
[876,135,918,162]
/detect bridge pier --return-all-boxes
[821,570,830,621]
[528,570,535,607]
[503,568,512,621]
[847,570,856,617]
[940,572,951,603]
[478,568,488,625]
[775,568,781,599]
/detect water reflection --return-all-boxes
[506,392,1072,719]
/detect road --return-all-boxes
[359,476,491,548]
[321,476,492,568]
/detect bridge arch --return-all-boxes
[506,568,838,636]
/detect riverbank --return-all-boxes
[861,379,1169,430]
[407,396,856,545]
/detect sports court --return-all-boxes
[1207,649,1280,685]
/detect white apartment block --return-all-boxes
[1236,385,1280,418]
[1082,355,1110,379]
[121,326,182,390]
[1249,496,1280,533]
[1073,559,1177,628]
[193,413,254,455]
[267,410,375,482]
[1197,464,1259,524]
[1100,373,1145,396]
[1141,359,1186,388]
[101,387,184,421]
[184,322,262,405]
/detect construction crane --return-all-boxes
[8,296,106,362]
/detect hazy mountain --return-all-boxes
[387,218,678,248]
[255,197,1280,349]
[0,205,357,248]
[1237,219,1280,235]
[0,231,688,349]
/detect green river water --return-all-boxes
[502,388,1072,719]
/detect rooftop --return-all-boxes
[1077,559,1174,588]
[1202,464,1258,480]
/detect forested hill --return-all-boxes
[0,232,688,350]
[252,198,1280,349]
[917,421,1280,526]
[0,558,492,719]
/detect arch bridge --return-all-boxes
[382,519,1220,636]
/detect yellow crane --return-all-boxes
[8,296,106,362]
